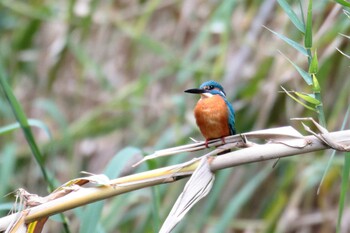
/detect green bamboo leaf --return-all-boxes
[281,86,316,111]
[264,26,309,56]
[309,51,318,74]
[0,62,54,190]
[0,119,52,139]
[335,0,350,7]
[304,0,313,49]
[294,92,320,105]
[277,0,305,33]
[79,147,142,233]
[278,51,313,85]
[312,74,321,92]
[299,0,305,26]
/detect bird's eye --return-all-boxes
[208,85,214,90]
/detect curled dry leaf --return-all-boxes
[159,156,215,233]
[293,117,350,152]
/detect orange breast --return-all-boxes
[194,95,230,140]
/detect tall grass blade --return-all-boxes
[264,26,309,56]
[0,63,53,190]
[278,51,312,85]
[335,0,350,7]
[79,147,141,233]
[0,119,52,139]
[0,61,71,233]
[277,0,305,33]
[151,186,161,232]
[304,0,313,49]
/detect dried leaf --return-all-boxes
[79,172,111,186]
[54,173,111,193]
[159,157,215,233]
[294,117,350,151]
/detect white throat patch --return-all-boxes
[200,93,214,99]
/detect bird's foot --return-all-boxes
[205,139,209,148]
[220,137,226,144]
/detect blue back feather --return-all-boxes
[199,80,236,135]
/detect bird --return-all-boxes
[184,80,236,146]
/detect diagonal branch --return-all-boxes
[1,127,350,231]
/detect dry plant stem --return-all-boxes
[1,129,350,230]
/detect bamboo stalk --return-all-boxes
[1,129,350,230]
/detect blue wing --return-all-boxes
[210,90,236,135]
[225,99,236,135]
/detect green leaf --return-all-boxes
[294,92,320,105]
[0,119,52,139]
[79,147,142,233]
[0,62,70,233]
[104,147,142,179]
[299,0,306,26]
[304,0,313,49]
[279,51,313,85]
[0,62,54,191]
[264,26,309,56]
[308,51,318,74]
[335,0,350,8]
[281,86,316,111]
[277,0,305,33]
[312,74,321,92]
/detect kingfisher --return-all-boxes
[184,80,236,145]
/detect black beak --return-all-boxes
[184,88,207,94]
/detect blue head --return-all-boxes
[184,80,226,98]
[184,80,236,135]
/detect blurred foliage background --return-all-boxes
[1,0,350,232]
